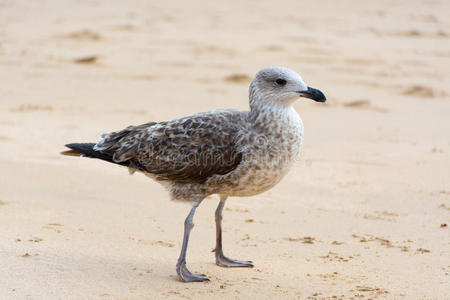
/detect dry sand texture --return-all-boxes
[1,0,449,299]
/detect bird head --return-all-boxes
[249,67,326,108]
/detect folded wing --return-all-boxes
[94,112,243,184]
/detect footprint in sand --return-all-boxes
[319,251,355,262]
[225,207,249,213]
[351,285,389,298]
[351,234,413,252]
[401,85,447,98]
[283,236,316,244]
[10,105,53,112]
[42,223,63,233]
[150,240,175,248]
[73,55,99,64]
[57,29,101,41]
[28,237,43,243]
[342,99,387,112]
[224,73,252,84]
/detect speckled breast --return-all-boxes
[218,109,304,197]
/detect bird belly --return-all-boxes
[227,167,287,197]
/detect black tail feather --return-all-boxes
[64,143,128,166]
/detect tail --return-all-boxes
[62,143,127,166]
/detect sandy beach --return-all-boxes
[0,0,449,298]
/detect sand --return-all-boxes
[0,0,449,298]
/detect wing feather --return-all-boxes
[94,111,244,184]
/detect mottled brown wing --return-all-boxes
[95,111,243,184]
[94,121,157,156]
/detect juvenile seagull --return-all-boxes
[63,67,326,282]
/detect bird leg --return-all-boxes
[176,201,209,282]
[214,197,254,268]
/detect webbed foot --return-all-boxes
[215,252,254,268]
[176,260,209,282]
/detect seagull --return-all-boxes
[62,66,326,282]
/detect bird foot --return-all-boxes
[176,261,209,282]
[215,252,254,268]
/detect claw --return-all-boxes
[215,253,254,268]
[177,261,209,282]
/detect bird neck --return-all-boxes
[248,100,300,131]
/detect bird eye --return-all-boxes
[275,78,287,86]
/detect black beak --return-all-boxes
[298,86,326,102]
